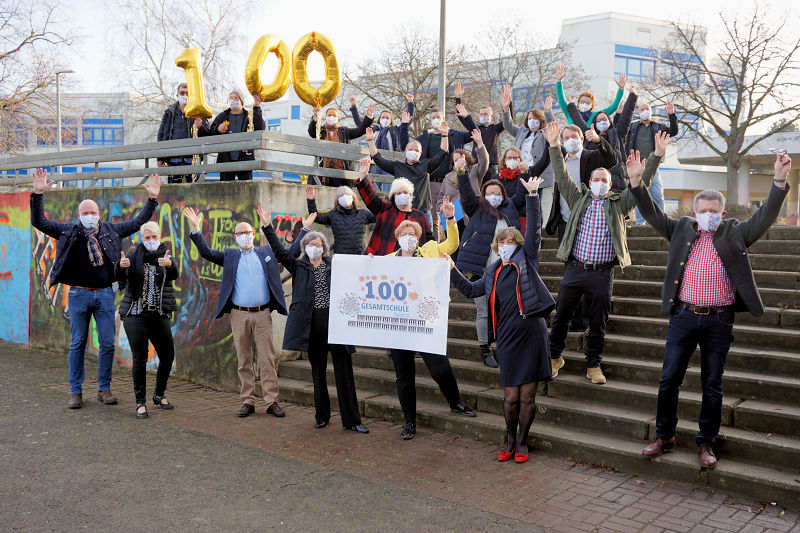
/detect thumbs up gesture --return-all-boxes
[158,252,172,268]
[119,251,130,269]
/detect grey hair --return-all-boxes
[176,83,187,94]
[300,231,331,259]
[229,89,244,101]
[693,189,726,211]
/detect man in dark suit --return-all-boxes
[183,207,288,418]
[629,134,791,468]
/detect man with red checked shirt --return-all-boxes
[627,132,791,469]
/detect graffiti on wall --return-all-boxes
[0,193,31,344]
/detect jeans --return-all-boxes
[423,210,433,230]
[655,305,734,446]
[474,295,489,345]
[389,349,461,424]
[166,160,192,184]
[220,170,252,181]
[67,287,116,394]
[121,312,175,404]
[635,170,664,225]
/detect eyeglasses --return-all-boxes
[234,231,254,236]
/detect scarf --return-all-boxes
[84,225,104,267]
[499,167,520,181]
[322,125,344,171]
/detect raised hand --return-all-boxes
[306,185,316,200]
[455,103,468,118]
[440,120,449,135]
[143,173,161,199]
[441,195,455,219]
[256,204,271,227]
[119,251,130,269]
[556,64,565,82]
[401,111,411,124]
[520,176,544,193]
[542,96,552,113]
[665,101,675,115]
[775,153,792,180]
[357,156,370,180]
[454,82,464,99]
[158,252,172,267]
[302,211,317,230]
[183,207,203,232]
[253,93,262,106]
[366,103,376,118]
[545,121,561,147]
[585,125,600,144]
[654,131,673,157]
[626,150,645,187]
[32,168,55,194]
[349,96,356,106]
[470,128,483,146]
[616,73,627,90]
[364,127,375,141]
[501,85,512,110]
[519,160,530,174]
[405,92,414,103]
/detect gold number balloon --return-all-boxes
[175,48,213,119]
[244,35,291,102]
[291,32,341,107]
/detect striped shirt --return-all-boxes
[572,197,615,264]
[678,230,735,306]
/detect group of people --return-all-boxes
[35,70,792,469]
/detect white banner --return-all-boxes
[328,254,451,355]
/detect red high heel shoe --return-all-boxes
[514,443,529,463]
[498,445,514,462]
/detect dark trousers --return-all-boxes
[220,170,252,181]
[388,349,461,425]
[307,309,362,427]
[166,160,192,184]
[549,262,613,368]
[121,312,175,404]
[655,305,734,446]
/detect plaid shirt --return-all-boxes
[356,177,432,256]
[678,230,736,306]
[572,197,615,264]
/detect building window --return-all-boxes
[614,56,656,81]
[36,118,78,146]
[82,118,124,146]
[291,105,300,119]
[267,118,281,132]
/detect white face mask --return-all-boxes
[178,95,188,106]
[505,158,519,170]
[528,118,540,130]
[229,99,241,110]
[337,194,353,208]
[590,181,610,197]
[596,120,610,132]
[564,138,582,153]
[235,233,254,249]
[430,117,442,129]
[486,194,503,208]
[305,245,323,259]
[79,214,99,230]
[398,234,418,252]
[379,118,390,128]
[480,116,491,125]
[142,239,161,252]
[695,211,723,232]
[394,193,411,207]
[639,109,651,121]
[325,115,338,126]
[578,103,591,113]
[498,244,516,262]
[405,150,420,163]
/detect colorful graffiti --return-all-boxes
[0,193,31,344]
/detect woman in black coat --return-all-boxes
[116,221,179,419]
[305,184,375,255]
[258,206,368,433]
[450,177,555,463]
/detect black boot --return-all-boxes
[480,344,498,368]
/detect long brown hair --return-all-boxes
[478,179,507,218]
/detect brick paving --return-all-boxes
[42,367,800,533]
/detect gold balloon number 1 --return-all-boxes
[176,31,341,119]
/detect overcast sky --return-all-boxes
[61,0,799,93]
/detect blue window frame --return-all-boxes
[614,55,656,82]
[82,118,124,146]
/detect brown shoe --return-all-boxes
[642,436,675,458]
[68,393,83,409]
[551,356,565,378]
[97,390,118,405]
[698,444,717,468]
[586,367,606,384]
[266,402,285,418]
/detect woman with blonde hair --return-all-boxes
[305,183,375,255]
[116,221,178,419]
[450,176,555,463]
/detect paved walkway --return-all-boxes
[3,341,798,532]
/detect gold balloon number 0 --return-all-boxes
[176,32,340,119]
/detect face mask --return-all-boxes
[398,234,418,252]
[305,245,323,259]
[695,211,723,232]
[480,116,491,125]
[498,244,516,262]
[325,115,338,126]
[178,95,188,106]
[528,118,540,130]
[338,194,353,208]
[229,100,241,110]
[596,120,610,132]
[405,150,420,163]
[235,233,254,249]
[79,214,99,230]
[486,194,503,207]
[142,239,161,252]
[590,181,610,197]
[394,193,411,207]
[578,103,591,113]
[640,109,651,121]
[505,158,519,170]
[430,117,442,129]
[564,138,582,153]
[379,118,390,128]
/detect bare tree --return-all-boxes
[0,0,73,154]
[641,5,800,204]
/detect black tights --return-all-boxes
[502,382,540,452]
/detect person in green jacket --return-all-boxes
[555,64,627,126]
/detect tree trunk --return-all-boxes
[726,158,741,205]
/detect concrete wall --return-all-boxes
[1,181,339,392]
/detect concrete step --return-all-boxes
[732,400,800,437]
[610,296,789,327]
[767,226,800,240]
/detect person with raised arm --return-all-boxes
[555,64,626,125]
[305,182,375,255]
[308,102,375,187]
[436,128,489,237]
[453,81,502,181]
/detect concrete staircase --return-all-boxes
[278,225,800,506]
